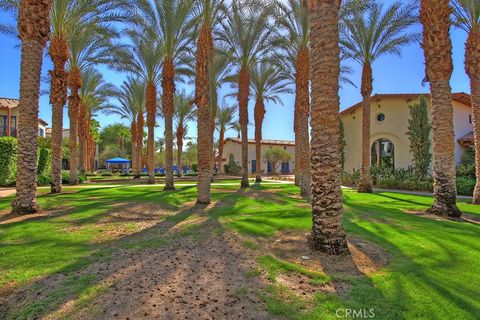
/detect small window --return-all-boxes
[469,114,472,124]
[376,113,385,122]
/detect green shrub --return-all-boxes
[37,148,51,175]
[224,158,241,176]
[457,164,475,179]
[37,174,51,186]
[342,169,360,187]
[0,137,17,187]
[191,163,198,173]
[457,177,476,196]
[61,172,85,184]
[101,172,113,176]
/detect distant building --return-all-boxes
[0,98,48,138]
[222,138,295,175]
[45,127,71,140]
[340,93,473,171]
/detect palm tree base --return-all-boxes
[163,186,175,191]
[255,175,262,182]
[240,180,250,188]
[11,202,40,215]
[147,179,156,185]
[69,178,79,185]
[133,174,141,179]
[307,233,350,255]
[426,205,462,218]
[473,184,480,204]
[357,181,373,193]
[196,199,211,205]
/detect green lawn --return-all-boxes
[0,183,479,319]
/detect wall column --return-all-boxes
[6,108,11,136]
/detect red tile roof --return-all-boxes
[224,137,294,146]
[1,97,48,126]
[340,92,471,116]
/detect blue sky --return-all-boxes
[0,7,472,142]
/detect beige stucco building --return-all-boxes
[0,98,48,138]
[340,93,473,172]
[221,138,296,175]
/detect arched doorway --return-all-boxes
[371,138,395,169]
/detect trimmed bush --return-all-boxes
[457,177,476,196]
[37,174,51,186]
[191,163,198,173]
[61,172,85,184]
[37,148,51,175]
[0,137,17,187]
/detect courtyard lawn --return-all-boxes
[0,183,479,319]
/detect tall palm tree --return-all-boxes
[250,61,292,182]
[78,67,116,171]
[174,91,196,177]
[307,0,349,254]
[136,0,195,190]
[274,0,311,197]
[340,1,418,193]
[218,0,273,188]
[105,77,146,178]
[7,0,53,214]
[110,28,163,183]
[216,104,238,174]
[67,22,115,183]
[420,0,462,217]
[193,0,225,203]
[47,0,122,193]
[452,0,480,205]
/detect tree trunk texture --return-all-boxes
[295,46,311,198]
[78,101,86,173]
[131,120,137,178]
[136,113,143,178]
[12,0,52,214]
[67,68,81,185]
[420,0,461,217]
[254,98,265,182]
[162,58,176,191]
[177,126,184,178]
[49,35,69,193]
[146,82,157,184]
[218,128,225,174]
[196,25,214,203]
[239,66,250,188]
[357,62,373,193]
[307,0,349,255]
[465,31,480,204]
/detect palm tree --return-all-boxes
[7,0,53,214]
[274,0,311,197]
[340,1,418,193]
[78,67,116,171]
[452,0,480,205]
[216,104,238,174]
[136,0,195,190]
[47,0,122,193]
[420,0,462,217]
[110,28,163,183]
[194,0,225,203]
[174,91,196,177]
[250,61,292,182]
[218,0,273,188]
[307,0,349,254]
[67,22,115,183]
[105,77,146,178]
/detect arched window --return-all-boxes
[371,138,394,169]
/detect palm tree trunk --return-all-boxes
[67,68,81,185]
[11,0,52,213]
[136,113,143,178]
[131,120,137,178]
[420,0,461,217]
[49,35,69,193]
[196,24,213,203]
[218,128,225,174]
[307,0,349,255]
[465,31,480,204]
[295,46,311,198]
[78,101,86,173]
[254,98,265,182]
[176,126,184,178]
[146,82,157,184]
[239,66,250,188]
[357,62,373,193]
[162,58,176,191]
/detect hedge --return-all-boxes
[0,137,18,187]
[37,147,51,175]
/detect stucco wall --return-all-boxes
[341,97,472,172]
[221,140,296,174]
